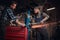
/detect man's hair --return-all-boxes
[9,1,17,6]
[34,6,40,10]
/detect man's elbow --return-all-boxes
[45,15,49,21]
[47,15,49,19]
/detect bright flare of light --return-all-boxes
[47,7,55,11]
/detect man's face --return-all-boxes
[10,4,17,9]
[34,8,40,13]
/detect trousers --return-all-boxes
[36,27,49,40]
[0,23,6,40]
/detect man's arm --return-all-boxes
[7,8,25,26]
[16,19,25,26]
[40,13,49,23]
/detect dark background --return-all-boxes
[0,0,59,21]
[0,0,60,40]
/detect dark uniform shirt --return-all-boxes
[0,7,17,26]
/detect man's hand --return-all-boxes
[40,21,44,24]
[18,23,25,27]
[10,20,16,26]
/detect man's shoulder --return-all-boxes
[2,7,10,12]
[5,7,13,13]
[6,7,12,10]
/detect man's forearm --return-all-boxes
[16,19,25,26]
[41,16,49,23]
